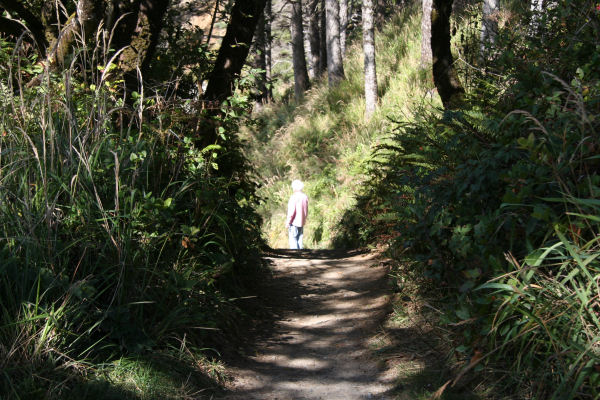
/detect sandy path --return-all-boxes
[220,249,394,400]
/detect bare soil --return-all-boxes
[219,249,396,400]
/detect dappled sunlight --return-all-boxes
[221,249,395,399]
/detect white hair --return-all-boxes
[291,179,304,191]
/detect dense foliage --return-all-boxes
[338,1,600,397]
[0,36,264,398]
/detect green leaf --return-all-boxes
[475,282,518,292]
[524,241,563,267]
[460,280,476,293]
[567,212,600,223]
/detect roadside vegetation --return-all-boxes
[337,1,600,398]
[0,36,264,398]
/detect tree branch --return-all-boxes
[203,0,268,102]
[0,0,48,53]
[0,15,28,38]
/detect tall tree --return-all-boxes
[265,0,273,101]
[420,0,433,68]
[206,0,220,45]
[254,6,269,105]
[480,0,499,59]
[431,0,464,109]
[325,0,345,85]
[339,0,348,55]
[307,0,322,76]
[319,0,328,75]
[118,0,171,90]
[291,0,310,101]
[363,0,377,118]
[203,0,268,102]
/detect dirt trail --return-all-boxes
[220,249,394,400]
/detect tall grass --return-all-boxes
[0,31,263,398]
[480,209,600,398]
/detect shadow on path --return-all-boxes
[219,248,394,400]
[263,248,371,260]
[218,248,486,400]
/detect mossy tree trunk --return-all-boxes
[1,0,168,93]
[431,0,464,109]
[117,0,170,93]
[44,0,104,68]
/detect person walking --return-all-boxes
[286,180,309,249]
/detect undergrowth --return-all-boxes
[0,33,264,398]
[340,1,600,398]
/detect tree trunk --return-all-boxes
[206,0,220,45]
[363,0,377,118]
[118,0,170,92]
[480,0,499,60]
[265,0,273,101]
[254,8,268,105]
[203,0,268,102]
[420,0,432,68]
[47,0,103,68]
[339,0,348,55]
[431,0,464,109]
[319,0,328,76]
[325,0,344,85]
[307,0,322,77]
[291,0,310,101]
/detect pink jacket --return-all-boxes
[287,192,308,227]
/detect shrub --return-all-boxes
[342,0,600,397]
[0,34,264,397]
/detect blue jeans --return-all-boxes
[288,225,304,249]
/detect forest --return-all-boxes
[0,0,598,399]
